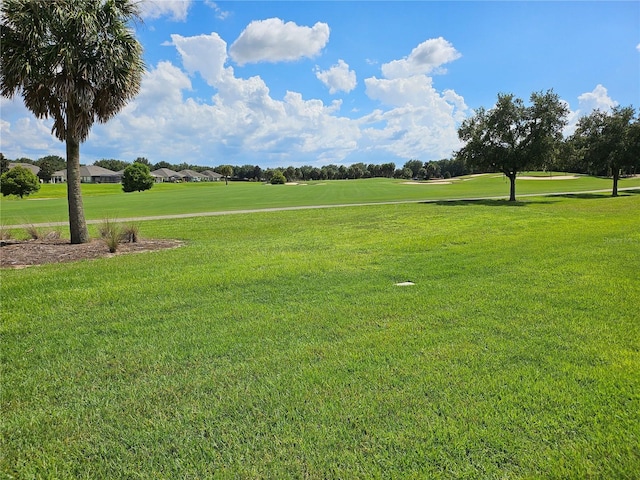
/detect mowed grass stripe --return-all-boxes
[2,194,639,478]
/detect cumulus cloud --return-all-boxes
[0,97,65,158]
[84,43,360,165]
[315,60,357,94]
[0,30,466,166]
[357,37,467,159]
[229,18,330,65]
[577,84,618,113]
[362,75,467,158]
[170,33,229,86]
[139,0,191,21]
[381,37,461,79]
[562,85,619,136]
[637,43,640,52]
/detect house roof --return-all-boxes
[178,169,206,178]
[50,165,119,179]
[9,163,40,175]
[82,165,119,176]
[201,170,223,178]
[151,168,183,178]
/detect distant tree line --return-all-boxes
[2,101,637,197]
[218,160,468,183]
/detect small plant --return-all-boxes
[98,217,115,238]
[121,223,139,243]
[99,218,122,253]
[0,226,12,241]
[25,225,40,240]
[104,226,122,253]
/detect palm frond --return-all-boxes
[1,0,145,142]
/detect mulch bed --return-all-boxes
[0,238,184,268]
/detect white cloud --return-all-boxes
[170,33,229,86]
[205,1,230,20]
[381,37,461,79]
[315,60,357,94]
[229,18,330,65]
[139,0,191,21]
[577,84,618,113]
[128,61,192,113]
[84,44,360,165]
[359,38,467,160]
[563,85,619,136]
[0,97,64,159]
[362,75,467,159]
[637,43,640,52]
[1,31,467,166]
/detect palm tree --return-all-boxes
[1,0,144,243]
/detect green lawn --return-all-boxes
[2,191,639,478]
[2,174,639,226]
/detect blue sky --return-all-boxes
[1,1,639,169]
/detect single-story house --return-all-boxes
[178,169,207,182]
[50,165,121,183]
[201,170,223,181]
[150,168,183,182]
[51,169,66,183]
[8,162,40,176]
[150,171,164,183]
[82,165,121,183]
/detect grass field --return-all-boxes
[1,181,640,477]
[2,173,640,226]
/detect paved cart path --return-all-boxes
[8,187,639,229]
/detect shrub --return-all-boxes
[271,171,286,185]
[99,218,122,253]
[98,218,114,239]
[0,226,12,241]
[25,225,40,240]
[122,163,154,193]
[1,166,41,198]
[121,223,139,243]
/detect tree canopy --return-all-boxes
[1,165,41,198]
[1,0,144,242]
[122,162,154,193]
[94,158,130,172]
[456,90,568,201]
[571,106,639,196]
[0,154,8,174]
[36,155,65,182]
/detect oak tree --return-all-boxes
[457,90,568,201]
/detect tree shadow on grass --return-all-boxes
[550,189,640,200]
[428,199,552,207]
[549,193,610,200]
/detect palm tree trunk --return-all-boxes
[612,168,619,197]
[66,130,90,244]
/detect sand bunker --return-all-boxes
[402,181,452,185]
[519,175,581,180]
